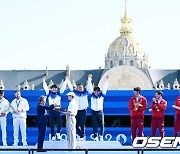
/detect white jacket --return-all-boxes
[0,97,10,117]
[90,78,109,111]
[66,77,92,110]
[43,79,67,106]
[10,97,29,119]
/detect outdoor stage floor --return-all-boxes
[0,141,180,154]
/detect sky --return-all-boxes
[0,0,180,70]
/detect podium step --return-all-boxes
[43,141,122,149]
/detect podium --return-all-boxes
[43,141,122,149]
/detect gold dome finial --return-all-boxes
[125,0,127,17]
[120,0,132,36]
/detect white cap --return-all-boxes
[66,92,75,97]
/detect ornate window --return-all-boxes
[119,60,123,65]
[110,61,113,68]
[140,61,143,68]
[130,60,134,66]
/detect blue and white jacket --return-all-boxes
[89,79,109,111]
[66,77,92,110]
[43,79,66,106]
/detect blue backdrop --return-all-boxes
[1,89,179,146]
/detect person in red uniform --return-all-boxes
[128,87,147,142]
[150,90,167,137]
[172,93,180,137]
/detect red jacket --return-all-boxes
[174,96,180,115]
[151,99,167,118]
[128,96,147,118]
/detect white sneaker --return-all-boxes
[99,135,103,141]
[78,137,84,141]
[52,136,56,141]
[23,143,28,146]
[56,133,61,140]
[94,136,99,141]
[3,143,7,146]
[12,143,18,146]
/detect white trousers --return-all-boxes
[66,115,76,149]
[0,117,7,145]
[13,118,27,144]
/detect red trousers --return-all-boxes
[131,116,144,140]
[174,115,180,137]
[151,117,164,137]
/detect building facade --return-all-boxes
[0,1,179,90]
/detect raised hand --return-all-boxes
[88,74,92,78]
[65,76,70,80]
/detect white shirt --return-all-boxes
[66,77,92,110]
[74,91,88,110]
[90,79,109,111]
[67,99,78,116]
[90,94,105,111]
[43,79,66,106]
[47,95,61,106]
[0,97,10,116]
[11,97,29,119]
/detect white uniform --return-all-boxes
[90,79,109,111]
[66,98,78,149]
[0,98,9,146]
[43,79,67,106]
[43,79,67,139]
[66,77,92,110]
[10,97,29,146]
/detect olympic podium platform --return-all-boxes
[0,143,180,154]
[42,140,122,149]
[0,141,122,150]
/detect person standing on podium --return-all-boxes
[65,74,93,141]
[128,87,147,143]
[37,95,60,152]
[43,76,67,141]
[61,92,77,149]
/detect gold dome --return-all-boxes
[105,0,148,69]
[107,35,144,58]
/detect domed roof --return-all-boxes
[107,35,145,59]
[105,0,148,69]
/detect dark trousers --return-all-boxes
[49,110,62,137]
[91,110,104,138]
[151,117,165,137]
[174,115,180,137]
[131,116,144,141]
[76,110,87,138]
[37,124,46,150]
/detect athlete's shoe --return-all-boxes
[94,137,99,141]
[52,136,56,141]
[12,143,18,146]
[78,137,84,141]
[99,135,104,141]
[23,143,28,146]
[56,133,61,140]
